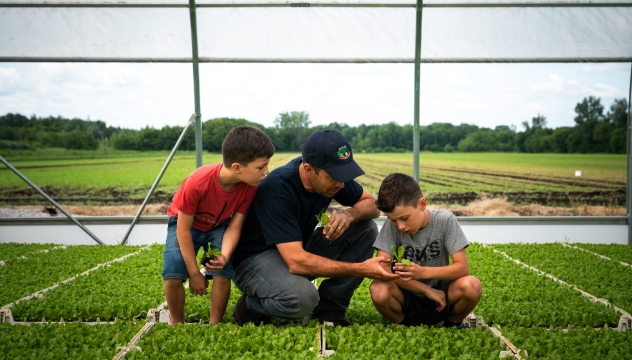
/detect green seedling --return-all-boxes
[315,212,331,229]
[390,245,411,272]
[200,249,223,267]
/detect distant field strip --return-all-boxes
[0,152,625,206]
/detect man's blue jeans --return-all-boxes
[233,219,377,320]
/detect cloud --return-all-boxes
[581,63,626,73]
[530,73,581,93]
[592,83,623,98]
[0,67,21,95]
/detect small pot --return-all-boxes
[390,259,397,273]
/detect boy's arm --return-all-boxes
[393,248,469,281]
[177,211,208,295]
[204,212,246,271]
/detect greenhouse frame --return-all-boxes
[1,2,632,358]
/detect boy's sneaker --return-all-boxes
[233,295,271,326]
[319,316,350,327]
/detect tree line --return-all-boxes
[0,96,628,153]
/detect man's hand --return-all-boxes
[322,213,351,241]
[188,271,208,295]
[425,287,446,312]
[203,255,227,272]
[361,256,401,281]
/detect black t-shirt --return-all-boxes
[233,156,364,269]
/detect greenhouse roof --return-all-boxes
[1,0,631,62]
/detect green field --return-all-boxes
[0,150,626,206]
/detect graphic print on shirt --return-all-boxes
[403,240,441,263]
[194,202,228,230]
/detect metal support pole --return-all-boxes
[188,0,203,168]
[627,62,632,245]
[0,156,105,245]
[412,0,423,182]
[120,115,196,245]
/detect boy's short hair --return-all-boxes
[222,126,275,167]
[376,173,424,213]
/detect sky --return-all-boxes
[0,62,630,131]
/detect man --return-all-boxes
[232,129,398,326]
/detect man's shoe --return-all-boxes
[233,295,271,326]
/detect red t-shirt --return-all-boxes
[167,163,257,232]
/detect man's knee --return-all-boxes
[282,282,319,318]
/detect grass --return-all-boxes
[0,151,626,207]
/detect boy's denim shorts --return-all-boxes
[162,216,234,281]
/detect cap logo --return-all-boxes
[337,146,350,160]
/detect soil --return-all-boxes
[0,195,625,218]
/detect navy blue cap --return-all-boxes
[302,130,365,183]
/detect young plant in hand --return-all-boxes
[390,245,411,273]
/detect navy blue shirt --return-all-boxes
[233,157,364,269]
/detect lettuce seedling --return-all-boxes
[315,212,331,229]
[390,245,411,272]
[200,249,223,267]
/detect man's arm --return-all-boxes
[204,212,246,271]
[277,242,399,281]
[177,211,208,295]
[323,190,380,240]
[394,249,469,281]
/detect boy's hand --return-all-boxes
[394,262,431,281]
[189,271,209,295]
[425,288,446,312]
[323,213,351,241]
[203,255,227,271]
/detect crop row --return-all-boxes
[492,243,632,314]
[6,243,625,329]
[0,245,141,307]
[468,244,620,327]
[0,242,58,261]
[503,327,632,359]
[0,322,141,360]
[12,246,165,321]
[574,243,632,264]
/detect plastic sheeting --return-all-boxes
[0,3,631,62]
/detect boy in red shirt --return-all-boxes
[162,126,275,324]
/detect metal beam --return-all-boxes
[0,156,105,245]
[188,0,203,168]
[1,1,631,7]
[2,57,632,63]
[120,115,195,245]
[412,0,422,182]
[628,62,632,245]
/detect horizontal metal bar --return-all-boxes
[0,215,627,226]
[0,1,630,7]
[2,57,632,63]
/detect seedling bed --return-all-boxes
[10,246,163,322]
[469,244,621,328]
[493,243,632,314]
[0,244,141,306]
[0,321,142,360]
